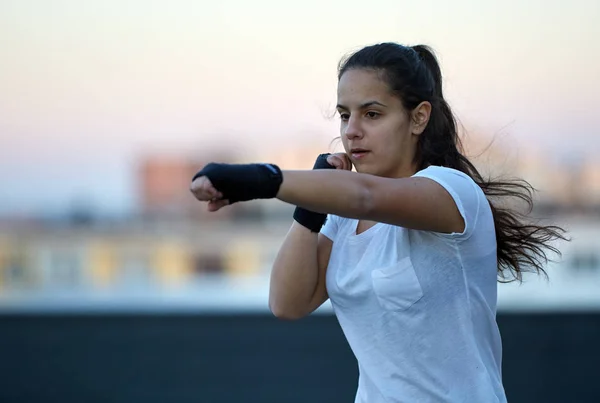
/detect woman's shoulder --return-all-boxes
[413,165,474,182]
[412,165,482,197]
[411,165,489,240]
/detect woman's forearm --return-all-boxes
[276,169,374,219]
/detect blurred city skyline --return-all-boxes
[1,0,599,216]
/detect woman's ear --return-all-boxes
[411,101,432,135]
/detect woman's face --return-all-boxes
[336,69,428,178]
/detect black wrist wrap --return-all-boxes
[293,153,335,233]
[192,163,283,204]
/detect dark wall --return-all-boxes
[0,312,599,403]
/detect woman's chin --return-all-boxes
[355,165,379,176]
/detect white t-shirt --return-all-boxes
[320,165,507,403]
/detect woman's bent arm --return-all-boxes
[269,221,333,320]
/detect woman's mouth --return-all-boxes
[351,149,370,160]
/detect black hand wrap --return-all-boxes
[192,163,283,204]
[293,153,335,233]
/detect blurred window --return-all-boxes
[571,251,599,272]
[193,253,225,275]
[48,251,83,287]
[4,256,30,288]
[119,252,153,286]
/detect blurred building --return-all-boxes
[0,136,599,304]
[137,150,269,221]
[139,155,201,217]
[0,218,289,294]
[462,130,600,210]
[574,157,600,206]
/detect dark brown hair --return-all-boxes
[338,43,568,282]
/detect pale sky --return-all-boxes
[1,0,599,215]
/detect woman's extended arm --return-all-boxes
[190,163,464,234]
[276,169,464,234]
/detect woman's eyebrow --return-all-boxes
[336,100,388,110]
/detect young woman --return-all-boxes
[190,42,566,402]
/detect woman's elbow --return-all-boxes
[268,300,307,321]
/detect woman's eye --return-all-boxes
[339,113,350,121]
[366,111,380,119]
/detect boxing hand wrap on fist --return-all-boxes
[191,163,283,204]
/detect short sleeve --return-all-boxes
[320,214,339,242]
[412,166,482,240]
